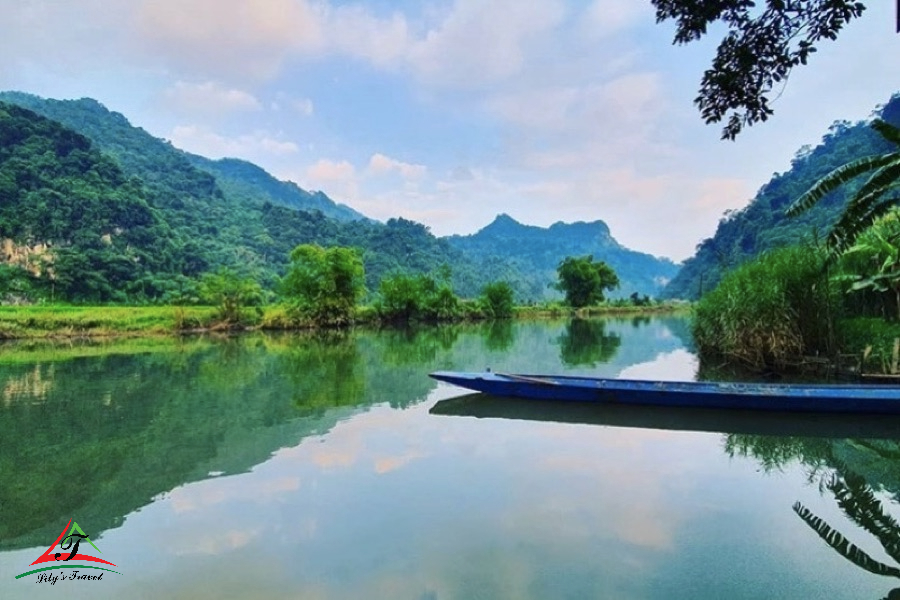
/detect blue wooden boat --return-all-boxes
[428,371,900,414]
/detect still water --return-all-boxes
[1,316,899,599]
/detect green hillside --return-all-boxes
[448,214,680,300]
[664,93,900,300]
[0,93,488,300]
[184,154,368,222]
[0,91,684,305]
[0,102,181,301]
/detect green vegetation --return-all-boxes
[479,281,515,318]
[787,119,900,252]
[692,246,840,369]
[653,0,867,139]
[199,268,263,325]
[375,271,471,323]
[280,244,366,326]
[448,214,678,301]
[555,256,620,308]
[0,305,221,338]
[665,94,900,300]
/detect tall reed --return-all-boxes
[692,246,841,369]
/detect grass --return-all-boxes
[0,301,689,341]
[0,305,221,339]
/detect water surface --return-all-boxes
[1,317,899,599]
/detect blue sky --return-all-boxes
[1,0,898,261]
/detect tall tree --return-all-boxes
[653,0,869,139]
[555,256,620,308]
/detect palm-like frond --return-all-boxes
[786,154,900,217]
[872,120,900,146]
[829,473,900,566]
[793,501,900,578]
[786,119,900,253]
[827,199,899,253]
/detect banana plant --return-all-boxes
[839,209,900,319]
[787,119,900,254]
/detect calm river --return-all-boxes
[1,316,899,599]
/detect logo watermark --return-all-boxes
[14,519,121,582]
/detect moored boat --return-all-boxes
[428,371,900,414]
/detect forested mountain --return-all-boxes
[448,214,680,300]
[0,91,681,304]
[0,102,181,301]
[184,154,367,222]
[664,93,900,300]
[0,93,487,300]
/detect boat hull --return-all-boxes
[428,371,900,414]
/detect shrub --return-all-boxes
[479,281,515,318]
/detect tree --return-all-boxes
[376,271,462,322]
[555,256,619,307]
[653,1,869,139]
[199,268,262,323]
[279,244,365,326]
[479,281,515,318]
[787,119,900,252]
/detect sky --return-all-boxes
[1,1,898,262]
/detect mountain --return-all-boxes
[663,92,900,300]
[447,214,681,300]
[0,91,681,304]
[0,101,181,301]
[0,93,491,300]
[184,154,367,222]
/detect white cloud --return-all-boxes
[407,0,567,87]
[169,125,299,159]
[368,153,426,179]
[303,159,359,199]
[292,98,314,116]
[581,0,654,39]
[163,81,261,115]
[134,0,325,81]
[327,5,411,67]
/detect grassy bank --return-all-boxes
[0,305,222,339]
[0,301,689,340]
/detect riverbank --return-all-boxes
[0,302,689,340]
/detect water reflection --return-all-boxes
[727,434,900,599]
[7,316,881,599]
[431,395,900,440]
[481,319,515,352]
[557,318,621,366]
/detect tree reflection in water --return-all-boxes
[728,434,900,599]
[557,318,621,367]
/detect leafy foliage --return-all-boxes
[665,95,900,300]
[653,0,868,139]
[555,256,620,308]
[280,244,366,326]
[199,268,263,324]
[788,120,900,252]
[479,281,515,318]
[376,272,464,322]
[0,101,180,302]
[837,209,900,319]
[692,246,841,368]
